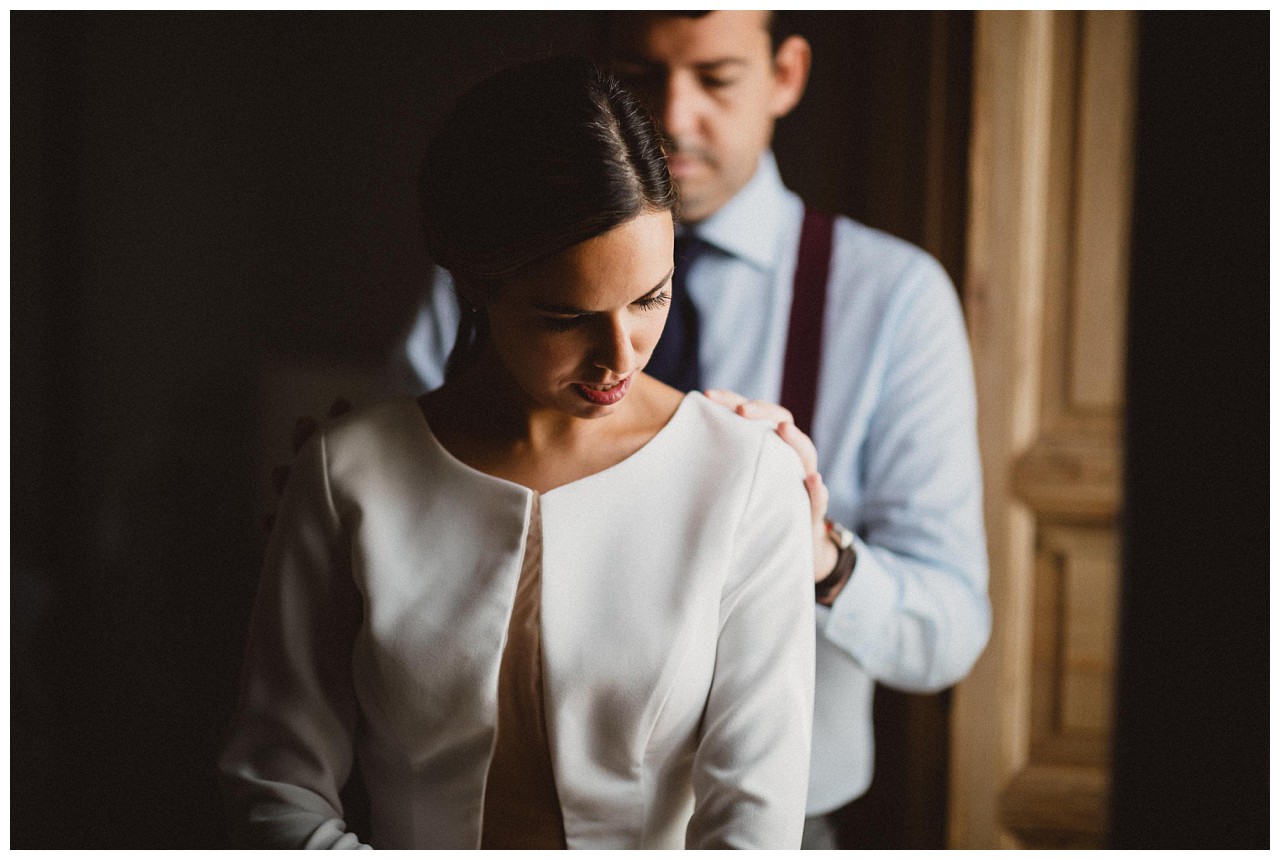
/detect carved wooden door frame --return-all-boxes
[950,10,1137,849]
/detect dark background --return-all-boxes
[1109,12,1268,849]
[11,11,1267,848]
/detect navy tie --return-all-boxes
[647,233,703,392]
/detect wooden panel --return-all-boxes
[1000,765,1108,849]
[1013,432,1120,521]
[952,10,1134,849]
[949,11,1057,849]
[1059,532,1116,734]
[1032,525,1118,756]
[1038,10,1083,431]
[1068,11,1135,411]
[1036,11,1135,433]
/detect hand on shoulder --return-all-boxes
[704,388,836,584]
[263,397,352,533]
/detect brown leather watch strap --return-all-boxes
[816,524,857,606]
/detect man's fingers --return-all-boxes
[777,421,820,476]
[706,391,797,427]
[292,416,319,454]
[704,388,748,410]
[737,400,794,425]
[272,401,350,534]
[710,392,823,491]
[292,398,350,454]
[804,471,830,522]
[271,465,292,498]
[707,393,826,518]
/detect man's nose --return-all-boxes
[659,74,700,140]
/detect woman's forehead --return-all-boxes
[504,212,674,310]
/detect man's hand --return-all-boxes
[704,389,837,582]
[262,398,352,533]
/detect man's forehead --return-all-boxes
[607,11,772,65]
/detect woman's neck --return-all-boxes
[434,351,617,452]
[421,352,684,495]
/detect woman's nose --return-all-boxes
[593,316,637,375]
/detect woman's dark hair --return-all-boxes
[419,56,676,379]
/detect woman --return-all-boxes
[219,57,814,850]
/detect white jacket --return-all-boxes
[219,393,815,849]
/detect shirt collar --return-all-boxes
[681,151,788,272]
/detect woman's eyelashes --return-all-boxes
[542,315,586,332]
[635,290,671,311]
[540,290,671,332]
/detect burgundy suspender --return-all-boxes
[779,207,836,437]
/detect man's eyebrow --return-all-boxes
[692,58,750,72]
[532,268,675,315]
[615,56,750,72]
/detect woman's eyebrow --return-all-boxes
[532,268,674,315]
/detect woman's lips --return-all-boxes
[573,375,632,406]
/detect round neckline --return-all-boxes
[413,391,699,501]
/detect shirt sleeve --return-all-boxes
[686,432,816,849]
[218,431,371,849]
[390,266,461,394]
[820,258,992,692]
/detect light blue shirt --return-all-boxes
[400,152,990,815]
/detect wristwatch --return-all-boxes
[816,520,857,606]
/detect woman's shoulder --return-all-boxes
[675,391,776,445]
[669,393,806,484]
[321,396,424,447]
[313,396,436,483]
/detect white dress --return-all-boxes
[218,392,815,849]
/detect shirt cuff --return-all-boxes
[817,534,896,664]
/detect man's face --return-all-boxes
[610,12,808,223]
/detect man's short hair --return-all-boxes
[603,11,792,58]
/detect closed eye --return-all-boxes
[536,269,674,332]
[701,75,737,90]
[635,290,671,311]
[542,314,586,332]
[543,290,668,331]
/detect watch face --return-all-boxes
[827,521,854,550]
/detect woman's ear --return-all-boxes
[769,35,812,120]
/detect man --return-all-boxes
[400,11,990,848]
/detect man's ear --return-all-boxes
[769,35,811,119]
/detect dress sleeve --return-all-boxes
[218,431,370,849]
[686,432,816,849]
[821,258,991,692]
